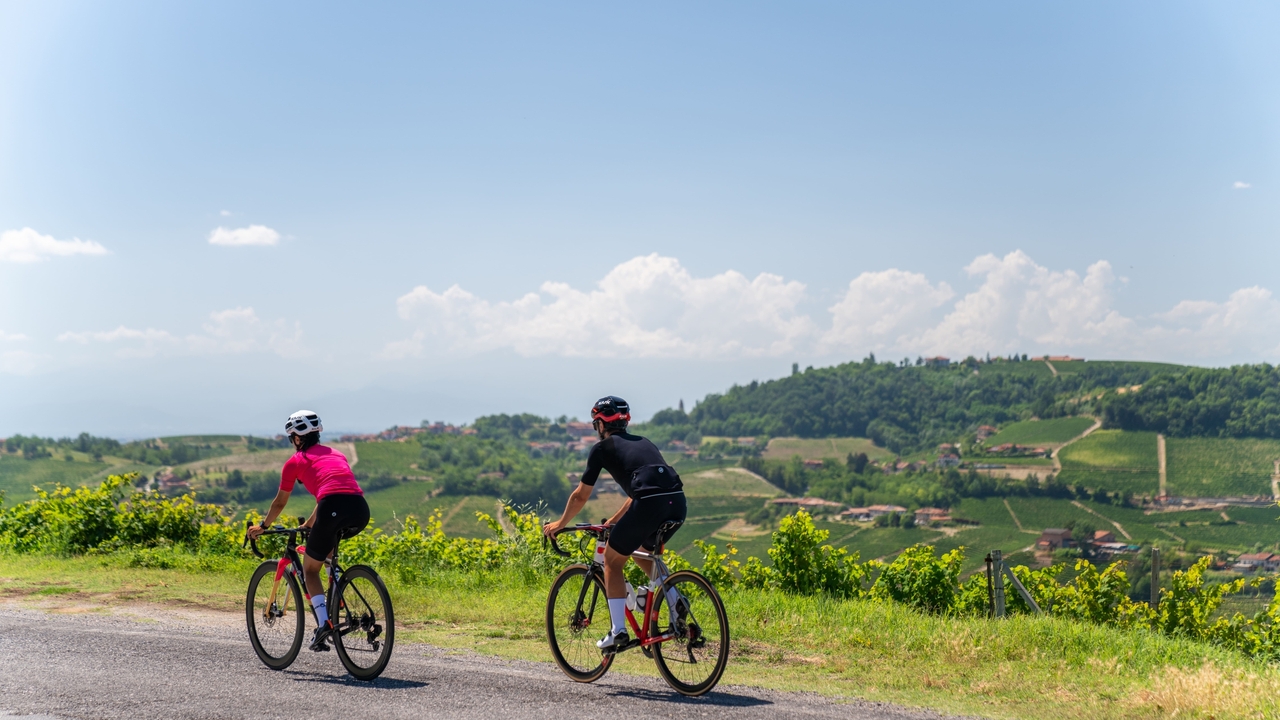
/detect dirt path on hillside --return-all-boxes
[1157,434,1167,498]
[1050,417,1102,475]
[1002,499,1038,535]
[1044,360,1058,377]
[1070,500,1132,540]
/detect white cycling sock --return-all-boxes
[607,597,628,635]
[311,594,329,627]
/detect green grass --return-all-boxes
[1166,436,1280,498]
[762,437,893,462]
[7,552,1274,719]
[983,417,1096,448]
[352,441,426,477]
[1058,429,1160,495]
[681,467,782,497]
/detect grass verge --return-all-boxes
[2,552,1278,719]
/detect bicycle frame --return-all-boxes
[246,523,380,642]
[562,525,682,649]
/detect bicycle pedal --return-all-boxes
[310,642,331,652]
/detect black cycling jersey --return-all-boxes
[581,432,682,499]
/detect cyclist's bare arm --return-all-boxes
[248,488,291,539]
[543,482,592,537]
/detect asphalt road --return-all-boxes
[0,609,963,720]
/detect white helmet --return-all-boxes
[285,410,323,437]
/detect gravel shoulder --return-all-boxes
[0,604,969,720]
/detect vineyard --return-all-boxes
[1166,436,1280,497]
[1057,429,1160,495]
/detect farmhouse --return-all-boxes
[1036,528,1074,550]
[924,356,950,367]
[840,507,872,522]
[914,507,951,524]
[976,425,998,440]
[867,504,908,518]
[937,453,961,468]
[1234,552,1280,573]
[803,459,825,469]
[565,422,595,438]
[1092,529,1116,544]
[769,497,845,511]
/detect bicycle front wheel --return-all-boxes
[650,570,730,696]
[333,565,395,681]
[546,564,613,682]
[246,560,305,670]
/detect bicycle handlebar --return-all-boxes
[544,523,610,558]
[242,520,309,559]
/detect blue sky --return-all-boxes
[2,1,1277,437]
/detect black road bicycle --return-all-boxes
[243,522,394,681]
[545,523,730,697]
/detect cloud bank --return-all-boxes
[59,307,305,359]
[207,225,280,247]
[0,228,109,263]
[388,251,1280,364]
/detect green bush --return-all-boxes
[871,545,962,614]
[747,510,874,599]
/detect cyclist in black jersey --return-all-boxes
[543,396,687,651]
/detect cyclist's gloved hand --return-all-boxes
[247,525,266,540]
[542,520,564,538]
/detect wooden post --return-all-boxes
[984,553,995,618]
[1150,547,1160,611]
[991,549,1007,618]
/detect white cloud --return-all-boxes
[389,254,814,359]
[0,227,109,263]
[1233,181,1252,189]
[822,269,953,354]
[220,210,232,216]
[386,250,1280,366]
[207,225,280,247]
[0,330,27,341]
[58,308,305,358]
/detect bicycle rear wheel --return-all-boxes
[650,570,730,696]
[246,560,305,670]
[546,564,613,682]
[333,565,395,681]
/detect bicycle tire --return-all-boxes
[333,564,395,681]
[651,570,730,697]
[246,560,305,670]
[546,564,613,682]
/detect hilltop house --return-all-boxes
[867,504,908,518]
[1234,552,1280,573]
[1036,528,1074,551]
[937,454,961,468]
[976,425,998,441]
[924,357,951,367]
[914,508,951,524]
[770,497,845,512]
[840,507,872,522]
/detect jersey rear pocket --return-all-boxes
[630,464,683,498]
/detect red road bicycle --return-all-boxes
[545,523,730,697]
[243,522,395,681]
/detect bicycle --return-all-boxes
[243,521,395,681]
[545,522,730,697]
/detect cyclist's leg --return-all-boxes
[304,494,368,635]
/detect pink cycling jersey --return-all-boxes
[280,445,363,499]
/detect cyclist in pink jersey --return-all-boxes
[247,410,369,652]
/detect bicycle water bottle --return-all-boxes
[636,586,648,612]
[625,582,637,611]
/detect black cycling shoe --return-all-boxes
[310,622,333,652]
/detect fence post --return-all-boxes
[991,549,1006,618]
[1002,563,1042,614]
[984,553,995,618]
[1150,546,1160,611]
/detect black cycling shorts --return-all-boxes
[608,492,687,556]
[306,493,370,562]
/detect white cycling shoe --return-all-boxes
[596,629,630,651]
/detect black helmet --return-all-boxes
[591,396,631,430]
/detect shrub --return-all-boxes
[871,544,963,614]
[754,510,874,599]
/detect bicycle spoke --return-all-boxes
[652,571,729,696]
[546,565,612,682]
